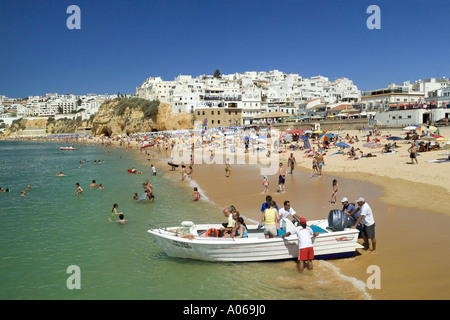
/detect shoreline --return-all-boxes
[3,126,449,300]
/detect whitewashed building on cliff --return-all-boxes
[135,70,361,126]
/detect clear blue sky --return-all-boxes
[1,0,449,98]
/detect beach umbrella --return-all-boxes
[284,129,295,134]
[335,142,350,148]
[415,125,437,132]
[304,130,313,134]
[283,134,293,140]
[387,136,403,140]
[436,137,449,141]
[299,136,308,140]
[319,133,333,142]
[294,130,304,134]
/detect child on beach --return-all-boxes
[192,187,200,201]
[225,159,231,178]
[329,179,338,204]
[262,176,269,193]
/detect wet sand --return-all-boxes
[91,128,450,300]
[188,161,450,300]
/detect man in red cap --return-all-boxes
[281,217,319,272]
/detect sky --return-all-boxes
[1,0,449,98]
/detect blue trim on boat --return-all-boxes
[315,251,355,260]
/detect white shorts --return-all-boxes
[264,225,278,238]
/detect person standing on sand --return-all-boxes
[181,165,187,181]
[310,157,319,178]
[350,197,376,253]
[288,153,296,174]
[316,153,325,176]
[262,175,269,193]
[408,143,418,164]
[278,163,287,193]
[225,159,232,178]
[329,179,338,204]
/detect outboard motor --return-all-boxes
[327,209,353,232]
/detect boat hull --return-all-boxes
[148,220,362,262]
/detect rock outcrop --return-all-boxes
[2,99,194,137]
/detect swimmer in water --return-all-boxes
[109,213,127,225]
[89,180,98,188]
[74,183,83,195]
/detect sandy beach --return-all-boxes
[150,126,450,300]
[14,125,449,300]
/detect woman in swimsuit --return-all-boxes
[192,187,200,201]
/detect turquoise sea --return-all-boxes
[0,141,369,300]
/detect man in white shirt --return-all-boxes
[278,200,302,231]
[281,218,319,273]
[351,197,376,253]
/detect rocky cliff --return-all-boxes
[91,99,193,136]
[2,99,194,137]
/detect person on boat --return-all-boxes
[278,201,302,230]
[259,200,280,239]
[350,197,376,253]
[232,217,248,238]
[219,206,236,237]
[281,218,319,273]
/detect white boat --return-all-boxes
[148,216,364,262]
[60,146,76,150]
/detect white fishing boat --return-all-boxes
[60,146,76,150]
[148,212,364,262]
